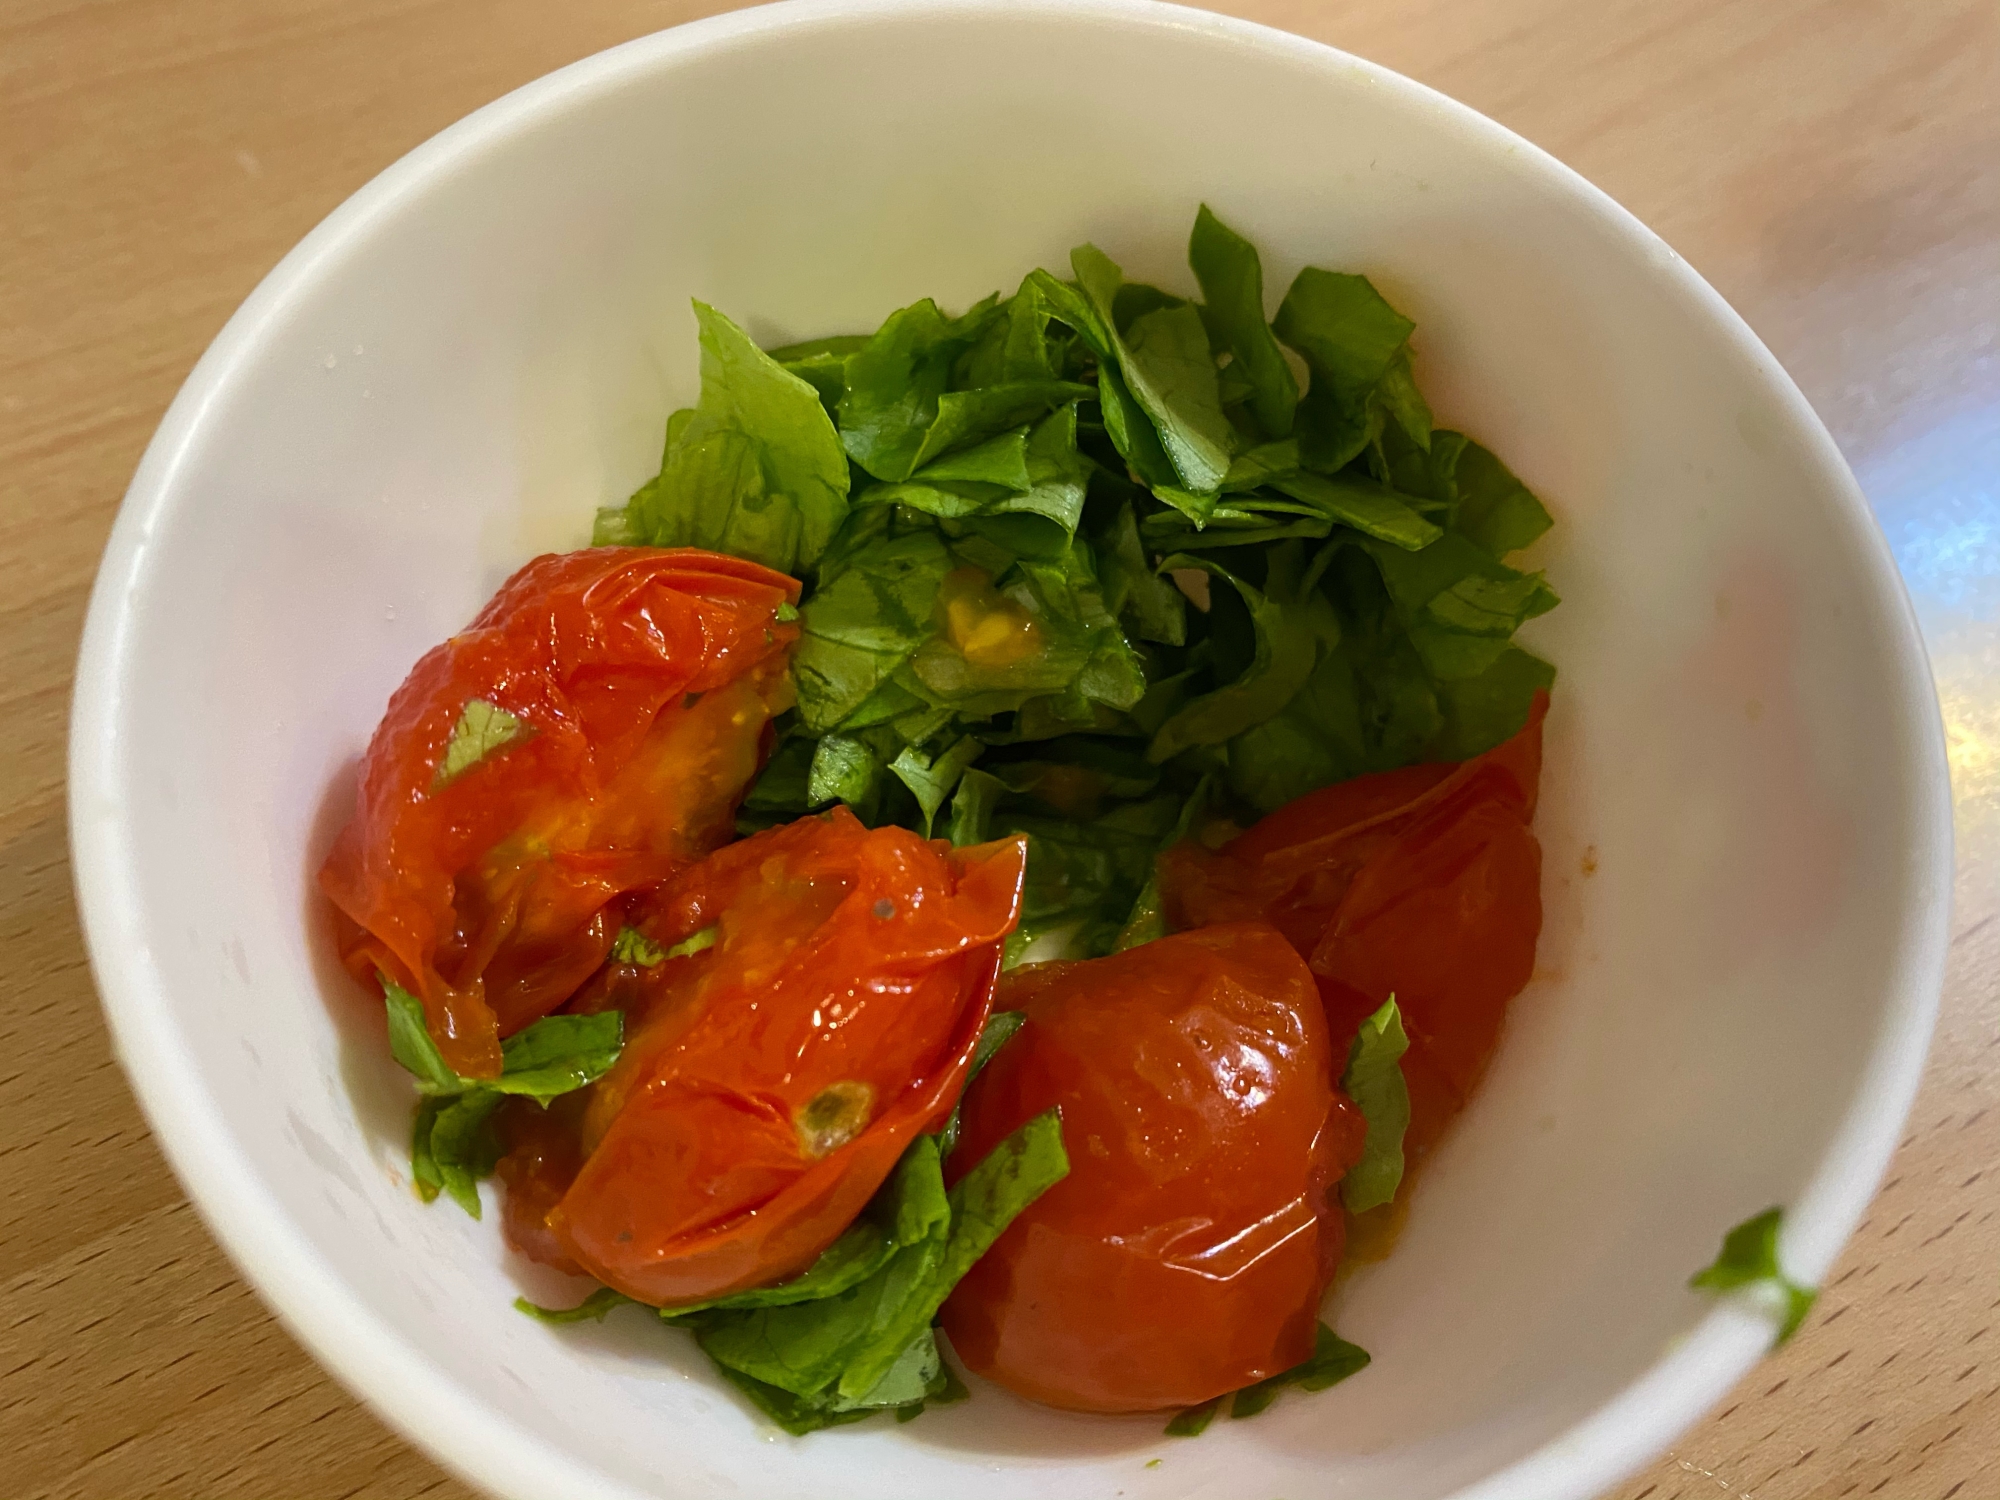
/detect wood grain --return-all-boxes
[3,1,1994,1496]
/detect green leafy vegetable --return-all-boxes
[515,1287,636,1324]
[385,980,622,1216]
[625,302,851,574]
[662,926,719,961]
[1340,996,1411,1213]
[433,699,530,788]
[1273,268,1415,473]
[610,926,665,966]
[1165,1398,1221,1437]
[1689,1207,1818,1345]
[1229,1323,1372,1418]
[1188,204,1298,440]
[1146,543,1333,763]
[1165,1323,1371,1435]
[684,1112,1068,1432]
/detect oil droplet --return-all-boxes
[937,567,1040,668]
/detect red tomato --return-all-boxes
[522,808,1028,1306]
[938,923,1365,1413]
[1163,693,1547,1167]
[318,548,799,1078]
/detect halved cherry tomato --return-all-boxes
[939,922,1364,1413]
[1163,693,1547,1167]
[516,808,1028,1306]
[319,547,800,1078]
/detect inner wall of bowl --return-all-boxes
[103,6,1932,1498]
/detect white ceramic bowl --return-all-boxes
[69,2,1952,1496]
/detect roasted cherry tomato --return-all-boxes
[319,547,800,1078]
[512,808,1028,1306]
[938,922,1364,1413]
[1163,693,1546,1167]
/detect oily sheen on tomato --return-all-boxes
[1163,693,1547,1169]
[938,922,1364,1413]
[514,808,1028,1306]
[318,547,799,1078]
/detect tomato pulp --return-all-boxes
[506,808,1028,1306]
[939,922,1365,1413]
[319,547,799,1077]
[1164,693,1547,1168]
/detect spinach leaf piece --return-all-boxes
[1452,438,1555,558]
[514,1287,638,1324]
[1361,533,1559,683]
[1689,1207,1818,1345]
[1147,542,1334,762]
[888,736,984,836]
[1111,773,1213,953]
[690,1112,1067,1417]
[1271,471,1441,551]
[1188,204,1298,441]
[1166,1323,1371,1435]
[662,926,718,961]
[940,1009,1029,1157]
[385,980,622,1214]
[1093,498,1186,646]
[1041,248,1234,500]
[1165,1399,1221,1437]
[793,529,954,732]
[628,302,851,574]
[945,766,1005,848]
[1339,996,1411,1213]
[1273,268,1415,474]
[1229,1323,1373,1418]
[838,297,1007,480]
[610,926,665,966]
[433,699,531,788]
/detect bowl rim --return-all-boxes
[68,2,1953,1497]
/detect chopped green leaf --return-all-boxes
[690,1113,1066,1413]
[940,1009,1028,1157]
[628,302,851,574]
[610,926,665,966]
[1147,544,1333,762]
[494,1012,625,1105]
[1189,205,1298,440]
[888,736,984,836]
[383,978,463,1095]
[515,1287,637,1324]
[1112,774,1213,953]
[1274,268,1415,473]
[1229,1324,1372,1418]
[945,766,1004,848]
[385,980,622,1112]
[663,926,719,961]
[1166,1398,1221,1437]
[1272,471,1441,551]
[1431,645,1555,761]
[1452,438,1554,557]
[421,1089,503,1216]
[808,733,883,810]
[1690,1207,1818,1345]
[433,699,531,789]
[1093,499,1185,646]
[1340,996,1411,1213]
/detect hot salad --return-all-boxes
[320,205,1557,1433]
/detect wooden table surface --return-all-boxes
[5,1,1996,1496]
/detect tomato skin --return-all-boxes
[1163,694,1547,1167]
[536,809,1029,1306]
[938,923,1364,1414]
[319,548,799,1077]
